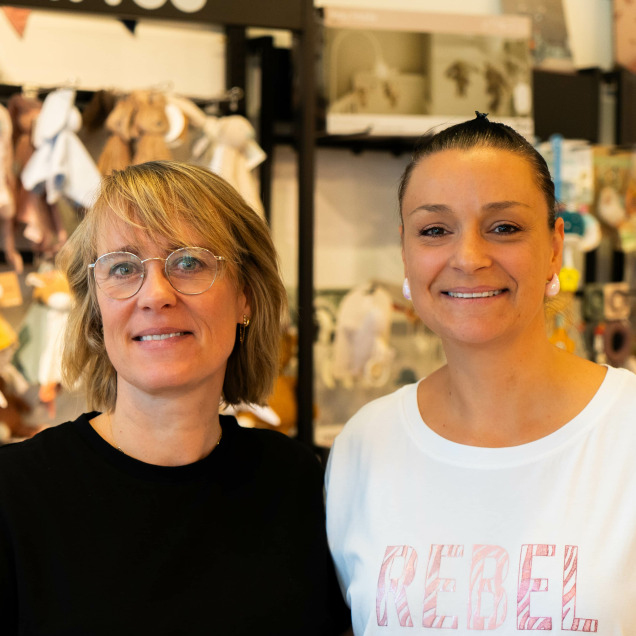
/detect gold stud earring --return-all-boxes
[239,314,250,345]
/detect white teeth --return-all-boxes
[138,332,185,341]
[447,290,503,299]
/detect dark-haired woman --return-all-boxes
[326,114,636,634]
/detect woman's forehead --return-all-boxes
[94,217,204,254]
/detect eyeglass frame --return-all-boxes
[87,247,228,300]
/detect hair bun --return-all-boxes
[475,111,489,120]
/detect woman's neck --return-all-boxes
[94,387,224,466]
[419,333,605,448]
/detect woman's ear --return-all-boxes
[551,216,565,272]
[237,284,252,322]
[399,224,407,275]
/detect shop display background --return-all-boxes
[0,0,621,436]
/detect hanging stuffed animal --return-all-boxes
[97,94,136,176]
[207,115,266,217]
[21,87,101,211]
[166,94,267,217]
[131,90,172,165]
[8,92,61,257]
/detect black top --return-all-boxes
[0,414,350,635]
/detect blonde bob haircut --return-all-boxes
[57,160,287,412]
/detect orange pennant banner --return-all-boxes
[2,6,31,38]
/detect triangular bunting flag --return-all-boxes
[120,19,137,35]
[2,7,31,38]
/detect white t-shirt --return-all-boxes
[325,366,636,635]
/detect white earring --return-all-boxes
[402,278,411,300]
[545,273,560,297]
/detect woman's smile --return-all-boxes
[132,328,192,342]
[443,289,506,299]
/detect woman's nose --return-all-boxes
[451,230,492,272]
[136,260,177,308]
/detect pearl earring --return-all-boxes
[545,273,560,297]
[402,278,411,300]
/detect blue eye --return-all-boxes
[109,261,142,278]
[175,256,202,271]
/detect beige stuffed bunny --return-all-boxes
[97,94,137,176]
[131,91,172,165]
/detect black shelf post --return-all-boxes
[294,0,317,447]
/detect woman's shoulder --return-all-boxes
[605,363,636,385]
[598,365,636,411]
[330,382,419,455]
[0,415,87,458]
[344,382,418,429]
[0,413,95,489]
[221,414,322,472]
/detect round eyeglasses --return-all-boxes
[88,247,227,299]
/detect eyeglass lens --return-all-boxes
[92,248,220,299]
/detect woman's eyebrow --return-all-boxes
[407,200,531,217]
[112,244,138,254]
[408,203,452,215]
[482,200,531,211]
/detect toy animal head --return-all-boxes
[131,91,169,137]
[104,94,137,142]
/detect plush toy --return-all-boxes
[131,91,172,165]
[332,283,395,388]
[166,95,266,217]
[97,94,136,176]
[189,112,266,217]
[207,115,266,217]
[81,89,117,134]
[7,92,60,258]
[16,268,71,419]
[21,87,101,211]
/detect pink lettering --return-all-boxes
[422,544,464,629]
[376,545,418,627]
[562,545,598,632]
[468,544,509,630]
[517,544,555,630]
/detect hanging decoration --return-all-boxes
[21,87,101,210]
[8,92,62,257]
[130,90,172,165]
[1,7,31,38]
[168,92,266,217]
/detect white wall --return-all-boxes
[0,11,225,98]
[271,146,408,293]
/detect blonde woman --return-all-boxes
[0,161,350,635]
